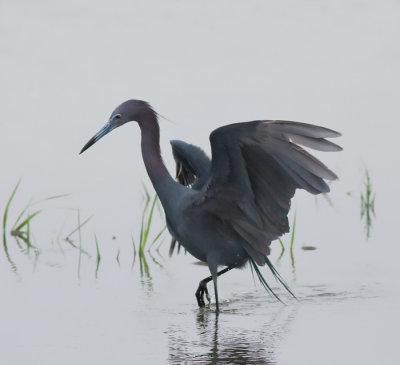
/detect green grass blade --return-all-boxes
[290,213,296,251]
[14,237,23,250]
[141,253,150,279]
[95,234,101,279]
[139,197,150,250]
[19,234,35,250]
[156,237,166,251]
[64,237,91,258]
[278,238,285,259]
[3,178,21,249]
[147,250,163,268]
[322,192,333,206]
[77,211,82,280]
[95,234,101,261]
[142,195,158,250]
[14,210,41,232]
[3,245,18,275]
[32,194,70,204]
[26,214,31,247]
[65,215,93,239]
[12,194,68,229]
[289,213,296,269]
[116,249,120,266]
[12,199,33,229]
[139,252,144,276]
[142,183,151,203]
[150,225,167,248]
[131,233,137,269]
[155,195,163,217]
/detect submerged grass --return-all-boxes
[77,210,82,279]
[315,181,333,206]
[65,214,93,242]
[116,249,120,266]
[95,234,101,279]
[64,213,93,258]
[360,169,375,240]
[131,234,137,269]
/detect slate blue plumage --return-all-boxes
[80,99,342,312]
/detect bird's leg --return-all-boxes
[213,274,219,313]
[195,267,233,308]
[195,279,210,308]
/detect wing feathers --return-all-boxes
[279,159,330,194]
[275,143,338,181]
[264,121,341,139]
[288,134,342,152]
[171,140,211,189]
[200,120,341,265]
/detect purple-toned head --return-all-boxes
[80,99,153,154]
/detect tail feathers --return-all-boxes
[265,256,297,299]
[249,258,284,303]
[169,238,187,257]
[249,257,297,302]
[169,239,177,257]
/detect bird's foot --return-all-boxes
[195,280,211,308]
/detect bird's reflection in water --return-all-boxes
[167,296,297,364]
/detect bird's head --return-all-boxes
[80,99,153,154]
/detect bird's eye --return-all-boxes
[114,114,122,119]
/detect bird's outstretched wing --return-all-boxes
[170,140,211,189]
[197,120,341,265]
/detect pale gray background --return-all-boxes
[1,1,399,364]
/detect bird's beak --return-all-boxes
[79,119,114,154]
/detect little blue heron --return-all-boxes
[80,99,342,312]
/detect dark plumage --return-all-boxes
[80,99,342,312]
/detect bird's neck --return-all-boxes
[138,111,181,210]
[139,112,167,180]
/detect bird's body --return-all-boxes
[80,99,342,312]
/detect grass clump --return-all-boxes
[133,186,166,279]
[2,179,67,274]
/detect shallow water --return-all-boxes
[1,0,400,364]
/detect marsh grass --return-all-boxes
[2,179,67,274]
[301,245,317,250]
[289,213,296,269]
[320,191,333,206]
[64,213,93,258]
[2,179,21,273]
[133,186,167,279]
[116,249,120,266]
[77,211,82,279]
[276,213,296,270]
[2,179,168,282]
[315,181,333,206]
[278,238,285,259]
[360,169,375,240]
[95,234,101,278]
[131,234,137,269]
